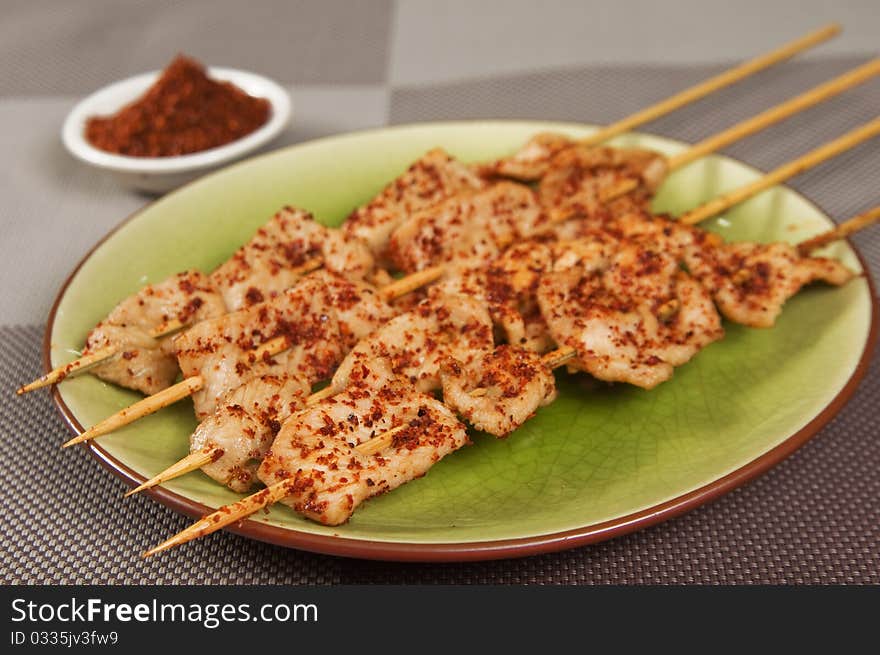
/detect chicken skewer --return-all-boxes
[62,119,880,449]
[534,204,877,378]
[23,53,873,396]
[19,208,370,395]
[145,372,473,557]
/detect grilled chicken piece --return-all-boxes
[491,132,576,181]
[191,373,310,492]
[388,182,548,273]
[210,206,374,311]
[538,243,724,389]
[684,241,855,328]
[258,380,469,525]
[539,146,665,222]
[441,345,556,437]
[436,242,554,351]
[331,293,494,394]
[310,270,396,349]
[174,276,344,419]
[83,270,225,395]
[434,231,621,352]
[344,148,485,258]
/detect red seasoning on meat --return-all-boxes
[85,54,270,157]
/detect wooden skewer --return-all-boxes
[305,384,337,406]
[61,376,204,448]
[666,58,880,171]
[549,59,880,225]
[578,24,841,147]
[143,479,295,557]
[16,320,189,395]
[798,205,880,255]
[679,117,880,226]
[124,448,219,497]
[379,265,446,301]
[61,335,290,448]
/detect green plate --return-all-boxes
[47,121,877,561]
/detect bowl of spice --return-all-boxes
[62,55,291,193]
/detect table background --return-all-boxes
[1,0,878,584]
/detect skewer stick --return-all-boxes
[143,479,295,557]
[578,24,840,147]
[548,60,880,225]
[61,376,204,448]
[380,265,446,301]
[679,117,880,226]
[798,205,880,255]
[17,320,189,395]
[62,336,292,447]
[667,58,880,171]
[16,345,119,395]
[306,385,337,406]
[124,448,219,497]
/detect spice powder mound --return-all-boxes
[85,54,271,157]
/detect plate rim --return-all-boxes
[45,120,879,562]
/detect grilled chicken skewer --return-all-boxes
[491,57,878,183]
[144,373,472,557]
[24,56,875,396]
[19,207,374,395]
[536,206,876,378]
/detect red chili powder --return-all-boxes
[85,55,271,157]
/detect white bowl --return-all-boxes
[62,67,292,193]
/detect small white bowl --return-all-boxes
[62,67,292,193]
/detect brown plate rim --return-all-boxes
[45,123,879,562]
